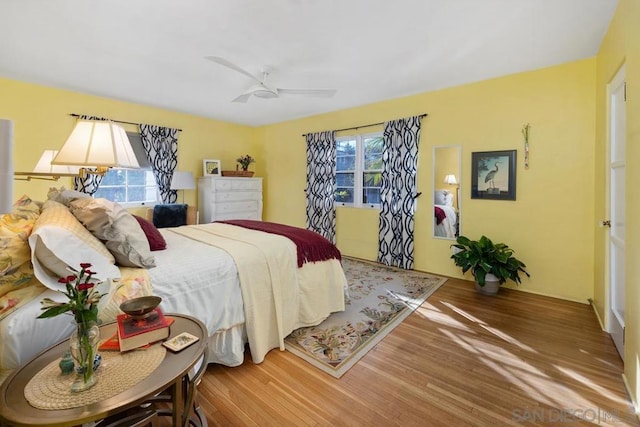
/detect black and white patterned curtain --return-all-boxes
[73,115,108,196]
[139,124,179,204]
[377,115,423,269]
[305,131,337,243]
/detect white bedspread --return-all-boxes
[149,228,246,365]
[434,204,457,238]
[1,223,347,383]
[170,223,345,363]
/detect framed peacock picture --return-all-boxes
[471,150,516,200]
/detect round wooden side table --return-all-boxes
[0,313,207,427]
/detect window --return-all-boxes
[93,132,160,206]
[335,132,383,208]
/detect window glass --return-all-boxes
[335,133,383,208]
[336,139,356,204]
[92,132,159,206]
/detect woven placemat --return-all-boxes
[24,345,166,410]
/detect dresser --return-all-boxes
[198,176,263,223]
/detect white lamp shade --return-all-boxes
[33,150,81,174]
[170,171,195,190]
[52,120,139,168]
[0,119,13,214]
[444,174,458,185]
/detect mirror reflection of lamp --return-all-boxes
[444,174,458,185]
[444,174,459,210]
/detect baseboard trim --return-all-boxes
[504,287,590,305]
[587,298,606,331]
[622,373,640,421]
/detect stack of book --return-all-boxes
[106,309,171,352]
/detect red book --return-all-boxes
[116,309,171,352]
[100,317,174,351]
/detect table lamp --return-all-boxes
[170,171,195,204]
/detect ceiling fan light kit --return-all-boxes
[249,85,278,99]
[206,56,337,103]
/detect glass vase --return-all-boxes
[69,320,100,392]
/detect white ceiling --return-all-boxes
[0,0,617,127]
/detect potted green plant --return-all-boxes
[450,235,530,295]
[236,154,255,171]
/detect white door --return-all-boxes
[608,64,626,360]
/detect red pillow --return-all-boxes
[133,214,167,251]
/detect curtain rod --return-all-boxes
[301,113,427,137]
[69,114,183,132]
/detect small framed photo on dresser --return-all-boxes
[203,159,221,176]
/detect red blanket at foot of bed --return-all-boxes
[217,220,341,267]
[435,206,446,225]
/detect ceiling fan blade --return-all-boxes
[232,93,252,103]
[277,88,337,98]
[205,56,262,84]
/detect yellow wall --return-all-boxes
[1,77,260,205]
[260,58,596,303]
[2,56,599,304]
[595,0,640,411]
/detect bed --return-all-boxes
[0,192,347,383]
[434,189,457,238]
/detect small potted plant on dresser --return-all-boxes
[222,154,255,177]
[451,235,530,295]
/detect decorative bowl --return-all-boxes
[119,296,162,319]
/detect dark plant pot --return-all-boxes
[474,273,501,295]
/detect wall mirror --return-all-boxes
[433,145,461,240]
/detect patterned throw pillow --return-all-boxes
[0,195,41,297]
[69,198,156,268]
[47,186,91,206]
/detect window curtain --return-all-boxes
[139,124,179,204]
[305,131,337,243]
[73,115,108,196]
[377,115,424,269]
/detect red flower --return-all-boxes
[78,283,95,291]
[38,263,105,323]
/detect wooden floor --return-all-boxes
[189,278,638,426]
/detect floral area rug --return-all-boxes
[284,257,447,378]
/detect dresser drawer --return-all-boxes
[199,176,263,224]
[213,200,260,214]
[213,178,261,192]
[212,191,261,203]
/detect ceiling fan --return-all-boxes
[205,56,337,103]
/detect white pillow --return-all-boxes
[29,200,120,292]
[434,190,453,206]
[70,198,156,268]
